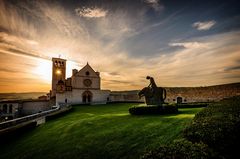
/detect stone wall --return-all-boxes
[22,100,50,115]
[109,83,240,103]
[165,83,240,103]
[109,91,144,103]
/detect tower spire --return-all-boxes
[51,57,66,97]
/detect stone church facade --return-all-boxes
[52,58,110,106]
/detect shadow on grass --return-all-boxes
[128,112,179,117]
[0,122,37,145]
[0,108,74,146]
[178,108,203,114]
[128,107,203,118]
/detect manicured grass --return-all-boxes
[0,103,202,159]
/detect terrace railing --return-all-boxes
[0,106,60,130]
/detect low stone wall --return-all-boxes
[22,100,50,115]
[110,83,240,103]
[165,83,240,103]
[109,90,144,103]
[0,106,71,136]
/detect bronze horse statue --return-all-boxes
[138,76,166,106]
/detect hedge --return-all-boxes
[183,96,240,158]
[129,105,178,115]
[142,96,240,159]
[141,139,215,159]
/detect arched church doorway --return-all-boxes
[177,97,183,104]
[82,91,93,104]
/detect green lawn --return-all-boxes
[0,103,203,159]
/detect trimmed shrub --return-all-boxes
[183,96,240,158]
[177,103,208,108]
[129,105,178,115]
[141,139,215,159]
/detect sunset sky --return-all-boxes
[0,0,240,93]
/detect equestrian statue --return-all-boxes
[138,76,166,106]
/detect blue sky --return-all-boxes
[0,0,240,92]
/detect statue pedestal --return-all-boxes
[129,104,178,115]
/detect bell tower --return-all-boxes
[51,57,66,97]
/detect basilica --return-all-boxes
[51,57,110,106]
[0,57,238,120]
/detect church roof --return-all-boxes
[80,63,99,75]
[71,62,100,77]
[80,62,96,73]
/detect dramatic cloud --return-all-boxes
[144,0,163,11]
[75,7,108,18]
[225,66,240,71]
[192,20,216,30]
[0,0,239,92]
[169,42,209,49]
[162,31,240,86]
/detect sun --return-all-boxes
[32,59,81,84]
[34,59,52,83]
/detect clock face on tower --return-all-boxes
[83,79,92,87]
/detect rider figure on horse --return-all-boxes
[146,76,157,94]
[138,76,166,106]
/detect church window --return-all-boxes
[86,71,90,76]
[9,104,13,113]
[83,79,92,87]
[3,104,7,113]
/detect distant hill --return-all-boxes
[0,92,47,102]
